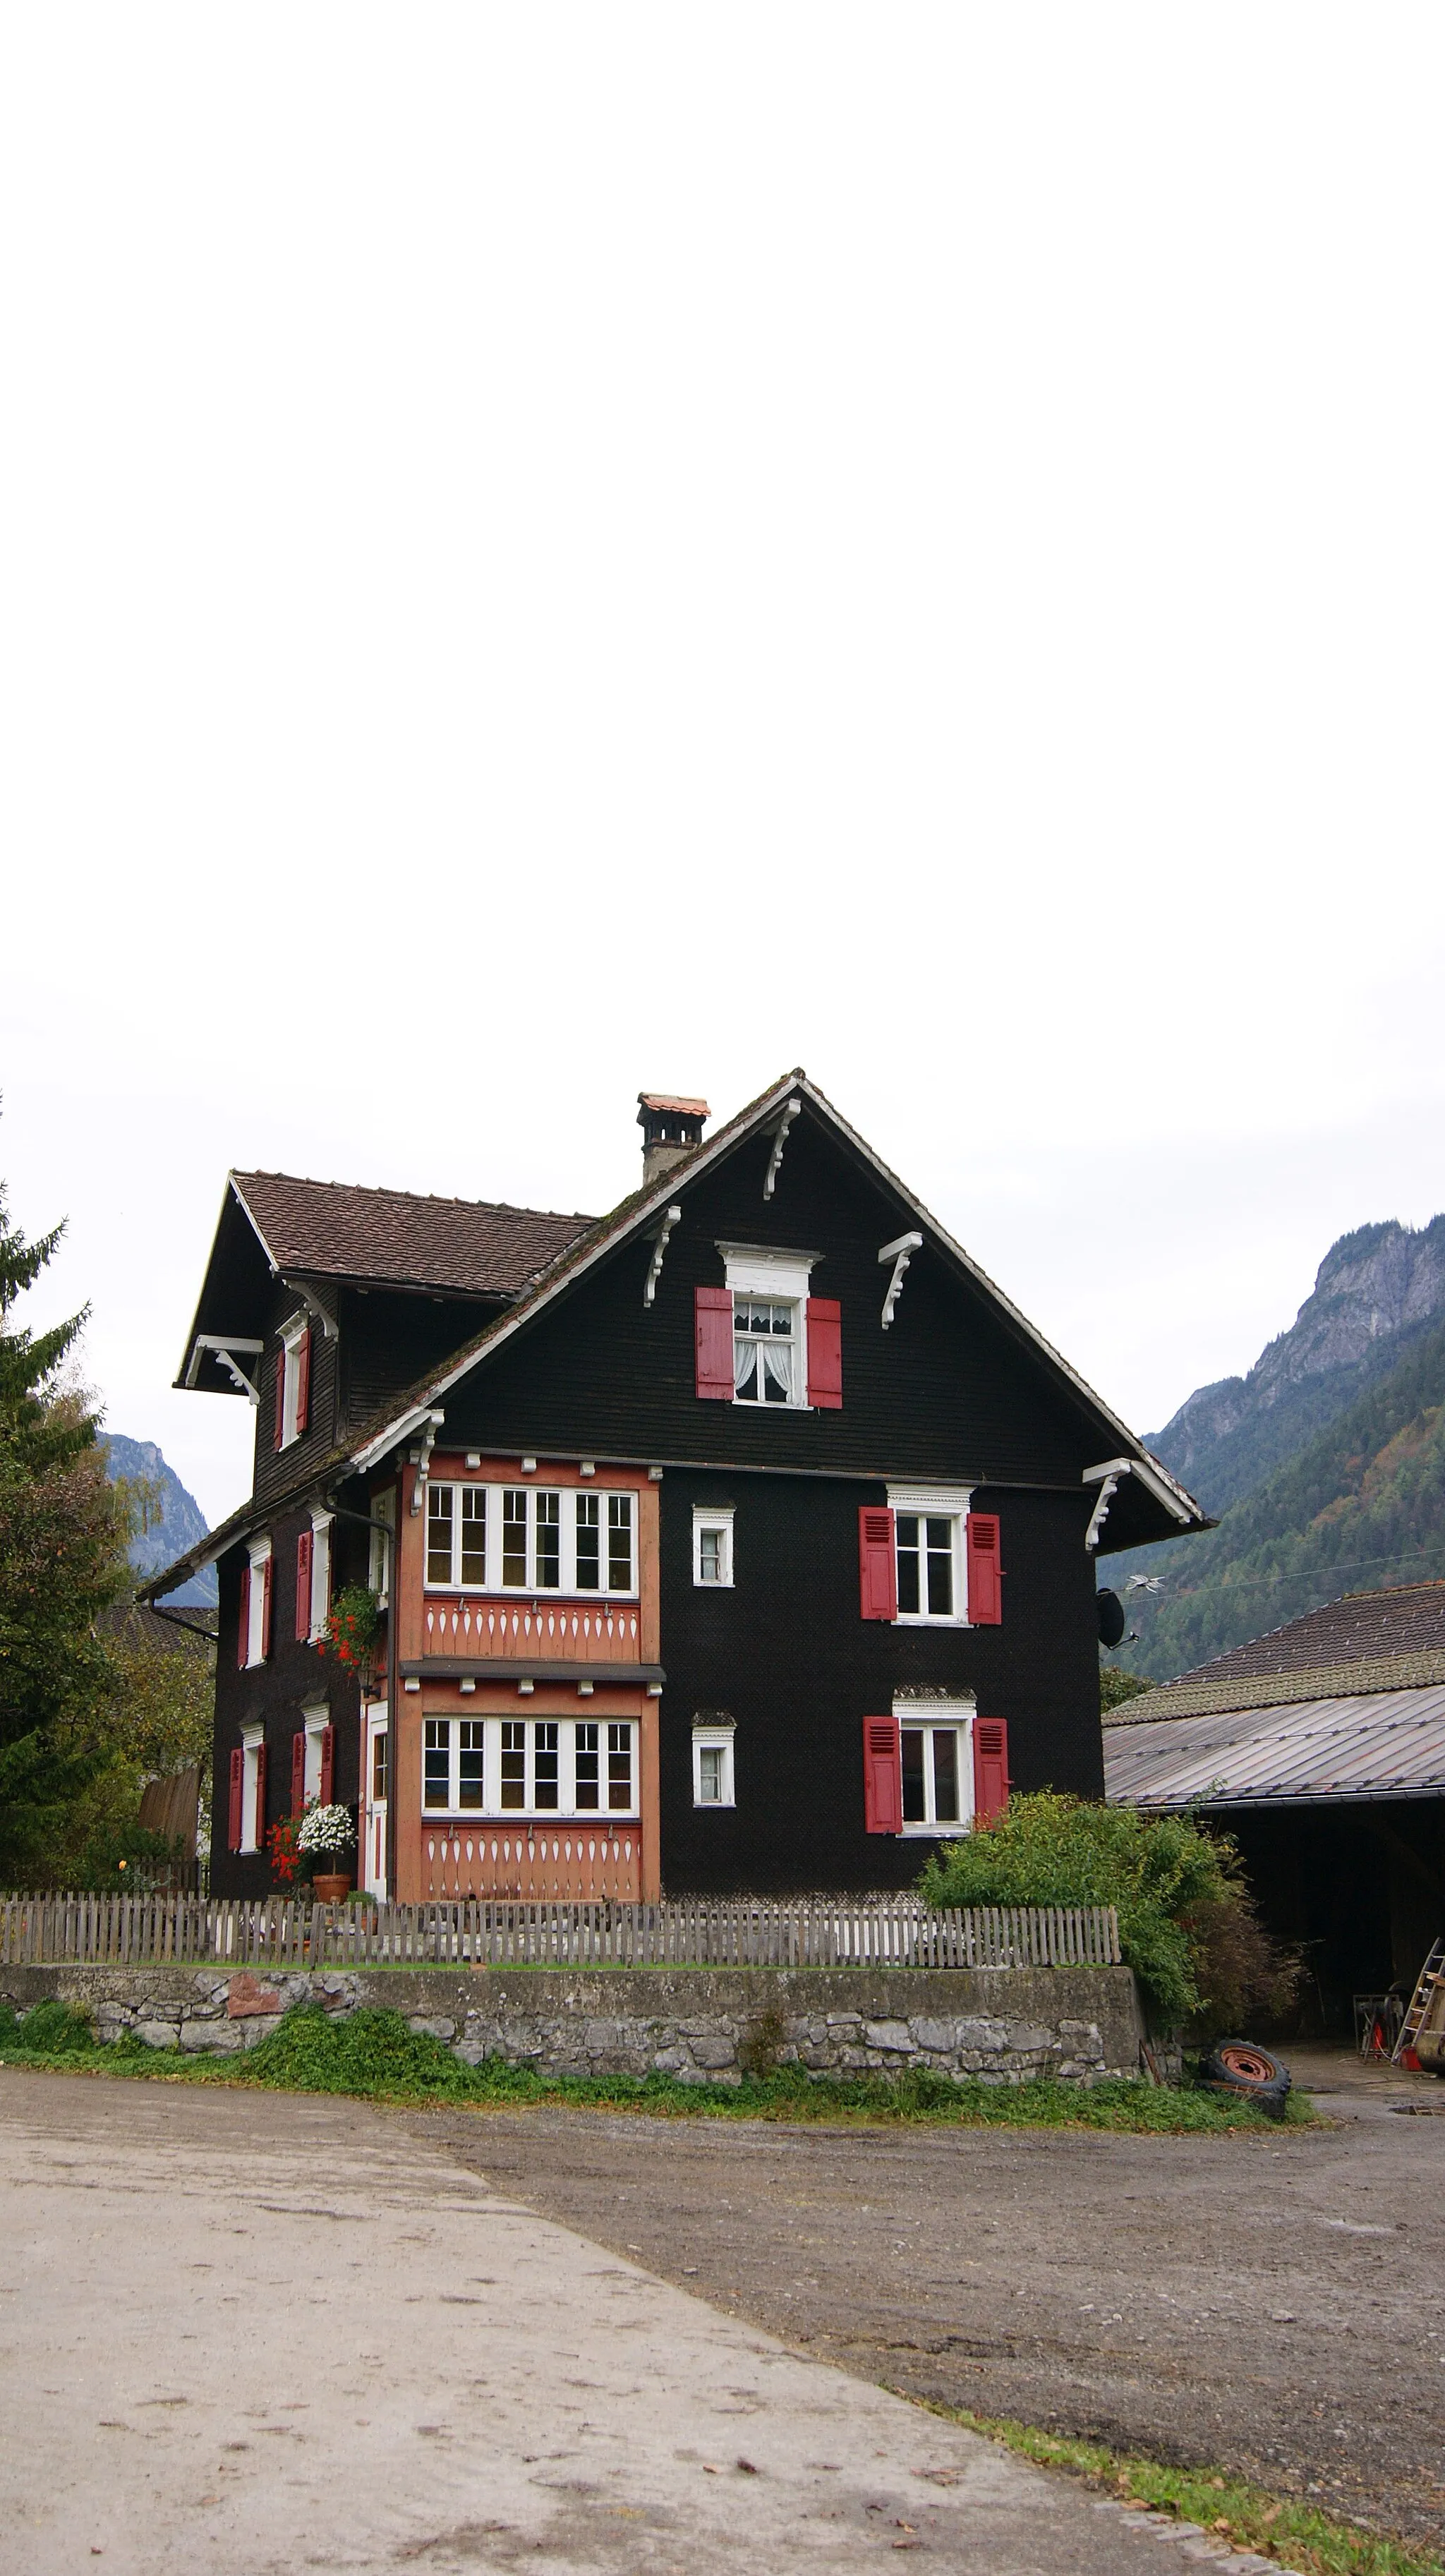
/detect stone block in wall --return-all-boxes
[178,2018,246,2052]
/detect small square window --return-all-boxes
[692,1506,734,1588]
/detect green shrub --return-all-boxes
[0,1996,96,2053]
[919,1793,1236,2026]
[241,2004,476,2099]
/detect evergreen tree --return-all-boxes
[0,1176,131,1880]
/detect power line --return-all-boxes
[1126,1539,1445,1604]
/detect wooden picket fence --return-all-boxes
[0,1890,1120,1972]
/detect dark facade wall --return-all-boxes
[434,1111,1113,1488]
[208,1507,364,1900]
[339,1287,500,1437]
[653,1472,1103,1896]
[249,1283,343,1511]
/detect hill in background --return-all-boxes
[1112,1216,1445,1679]
[102,1434,217,1609]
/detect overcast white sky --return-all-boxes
[3,6,1443,1529]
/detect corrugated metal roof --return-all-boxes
[1104,1683,1445,1811]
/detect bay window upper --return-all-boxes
[425,1480,636,1596]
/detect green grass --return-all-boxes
[0,1999,1314,2130]
[921,2405,1441,2576]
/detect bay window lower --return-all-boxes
[422,1713,636,1820]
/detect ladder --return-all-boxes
[1393,1936,1445,2064]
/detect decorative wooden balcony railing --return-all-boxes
[422,1824,642,1903]
[421,1600,643,1664]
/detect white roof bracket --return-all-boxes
[1083,1458,1130,1551]
[878,1232,924,1329]
[185,1333,265,1400]
[409,1411,445,1516]
[763,1099,802,1200]
[643,1207,683,1308]
[285,1278,339,1340]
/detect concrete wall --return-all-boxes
[0,1961,1147,2085]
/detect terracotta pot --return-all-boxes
[311,1872,353,1905]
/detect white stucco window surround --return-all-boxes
[308,1511,334,1642]
[895,1693,976,1836]
[719,1244,818,1408]
[302,1704,329,1803]
[692,1505,735,1587]
[244,1537,272,1667]
[692,1717,736,1808]
[239,1722,265,1854]
[886,1484,974,1626]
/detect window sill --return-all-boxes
[422,1587,640,1605]
[900,1822,970,1837]
[423,1810,640,1826]
[893,1614,969,1629]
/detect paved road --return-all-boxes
[0,2067,1262,2575]
[411,2051,1445,2555]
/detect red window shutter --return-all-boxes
[291,1729,307,1817]
[236,1564,251,1669]
[295,1529,313,1642]
[863,1715,902,1834]
[973,1718,1010,1827]
[253,1739,268,1849]
[294,1326,311,1435]
[273,1345,286,1449]
[228,1746,244,1851]
[694,1285,734,1399]
[857,1505,897,1621]
[260,1556,273,1660]
[966,1512,1003,1624]
[320,1722,335,1805]
[806,1298,842,1408]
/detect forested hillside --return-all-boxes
[1113,1217,1445,1679]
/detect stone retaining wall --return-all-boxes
[0,1961,1147,2084]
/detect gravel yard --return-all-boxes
[409,2050,1445,2553]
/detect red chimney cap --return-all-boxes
[637,1094,710,1118]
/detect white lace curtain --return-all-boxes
[734,1327,795,1401]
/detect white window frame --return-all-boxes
[720,1245,816,1410]
[239,1722,265,1854]
[278,1315,308,1450]
[692,1505,734,1588]
[244,1537,272,1668]
[421,1713,639,1820]
[423,1482,637,1597]
[368,1487,395,1607]
[691,1722,736,1808]
[896,1695,975,1837]
[887,1483,974,1627]
[308,1510,333,1643]
[301,1703,329,1804]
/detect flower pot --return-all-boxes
[311,1872,353,1905]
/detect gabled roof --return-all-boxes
[144,1068,1207,1599]
[230,1171,593,1297]
[1106,1582,1445,1726]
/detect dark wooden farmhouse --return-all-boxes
[143,1073,1207,1901]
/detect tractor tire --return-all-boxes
[1202,2041,1291,2119]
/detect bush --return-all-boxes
[1182,1889,1302,2039]
[919,1793,1243,2026]
[0,1997,95,2053]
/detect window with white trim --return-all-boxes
[278,1317,308,1449]
[308,1511,333,1643]
[692,1720,735,1807]
[244,1537,272,1667]
[421,1715,637,1817]
[239,1723,265,1854]
[424,1484,636,1595]
[368,1487,394,1607]
[692,1506,734,1587]
[897,1698,975,1834]
[302,1705,329,1804]
[721,1245,815,1408]
[888,1484,974,1626]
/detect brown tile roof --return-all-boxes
[1105,1582,1445,1726]
[231,1171,594,1298]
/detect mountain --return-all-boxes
[102,1435,217,1609]
[1111,1218,1445,1679]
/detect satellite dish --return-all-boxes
[1096,1588,1126,1649]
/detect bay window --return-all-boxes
[422,1715,636,1817]
[425,1482,636,1595]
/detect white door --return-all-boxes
[363,1704,389,1899]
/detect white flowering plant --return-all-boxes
[296,1802,356,1859]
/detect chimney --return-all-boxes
[638,1093,709,1190]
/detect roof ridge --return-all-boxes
[233,1170,594,1225]
[1105,1645,1445,1724]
